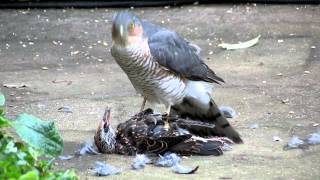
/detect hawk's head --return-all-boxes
[112,11,144,47]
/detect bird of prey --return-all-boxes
[94,108,230,156]
[111,11,242,143]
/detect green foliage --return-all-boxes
[11,114,63,156]
[0,116,9,128]
[0,93,78,179]
[0,93,5,116]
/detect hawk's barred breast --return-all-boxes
[111,43,187,107]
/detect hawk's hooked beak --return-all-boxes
[111,11,144,47]
[112,22,127,46]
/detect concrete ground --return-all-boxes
[1,4,320,180]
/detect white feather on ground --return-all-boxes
[132,154,152,170]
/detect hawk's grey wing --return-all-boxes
[147,30,224,84]
[142,21,200,54]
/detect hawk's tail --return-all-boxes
[205,99,243,143]
[172,81,243,144]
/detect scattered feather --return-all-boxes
[249,123,259,129]
[285,136,305,149]
[58,155,74,160]
[219,106,237,118]
[281,98,289,104]
[307,132,320,145]
[219,177,233,179]
[284,132,320,150]
[52,79,72,85]
[3,83,28,88]
[171,164,199,174]
[277,39,284,43]
[288,111,295,114]
[75,141,100,156]
[94,161,121,176]
[313,123,319,127]
[132,154,151,170]
[218,35,261,50]
[57,106,73,113]
[272,136,282,142]
[221,143,233,151]
[70,50,80,56]
[155,152,181,167]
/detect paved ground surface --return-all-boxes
[1,4,320,180]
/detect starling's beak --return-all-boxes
[95,107,117,154]
[98,107,111,131]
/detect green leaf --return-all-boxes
[46,169,78,180]
[0,116,9,128]
[11,114,63,157]
[0,93,5,116]
[18,170,39,180]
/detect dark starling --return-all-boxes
[94,108,233,156]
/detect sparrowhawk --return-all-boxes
[110,11,242,143]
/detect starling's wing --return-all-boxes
[170,138,224,156]
[115,116,149,155]
[136,134,192,154]
[168,119,224,156]
[148,29,224,84]
[116,110,185,155]
[171,118,220,137]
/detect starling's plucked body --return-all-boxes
[111,11,243,143]
[95,109,228,156]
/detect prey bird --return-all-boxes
[94,108,230,156]
[111,11,242,143]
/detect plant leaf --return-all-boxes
[218,35,261,50]
[0,93,5,116]
[11,114,63,157]
[18,170,39,180]
[0,116,9,127]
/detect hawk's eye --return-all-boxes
[129,22,135,31]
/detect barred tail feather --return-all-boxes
[206,99,243,143]
[172,81,243,143]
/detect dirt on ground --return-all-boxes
[0,4,320,180]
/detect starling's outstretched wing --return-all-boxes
[170,138,224,156]
[147,29,224,84]
[169,118,220,137]
[136,122,224,156]
[136,134,192,154]
[168,119,225,156]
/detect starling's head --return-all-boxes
[94,107,117,154]
[112,11,145,47]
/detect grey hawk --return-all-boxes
[110,11,242,143]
